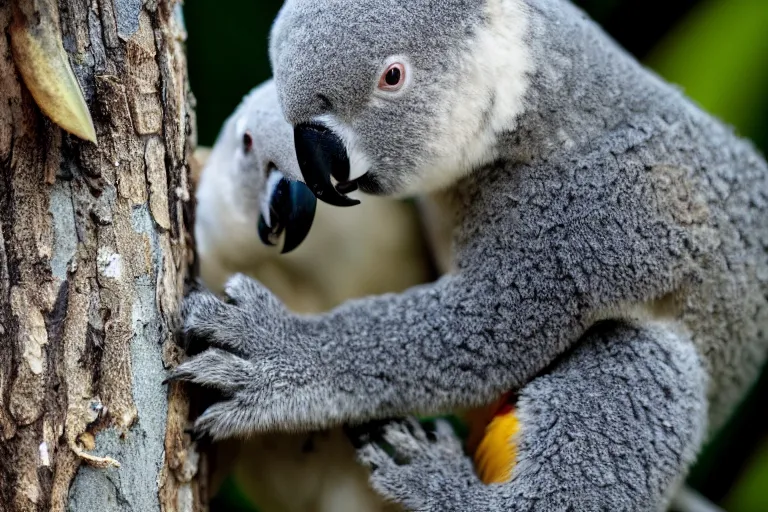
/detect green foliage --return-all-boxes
[646,0,768,146]
[724,438,768,512]
[210,476,260,512]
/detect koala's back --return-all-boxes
[537,0,768,430]
[452,87,768,434]
[580,110,768,431]
[670,108,768,429]
[616,95,768,429]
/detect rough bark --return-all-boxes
[0,0,203,511]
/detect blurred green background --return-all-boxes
[183,0,768,510]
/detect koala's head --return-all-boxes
[196,80,316,255]
[269,0,532,205]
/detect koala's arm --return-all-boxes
[294,271,584,419]
[177,266,588,436]
[357,320,709,511]
[175,140,700,437]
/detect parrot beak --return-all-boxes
[257,170,317,254]
[294,123,361,207]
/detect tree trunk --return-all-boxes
[0,0,203,511]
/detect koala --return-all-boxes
[192,80,433,512]
[173,0,768,510]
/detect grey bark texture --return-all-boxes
[0,0,202,511]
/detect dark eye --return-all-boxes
[378,63,406,92]
[243,131,253,153]
[385,67,401,86]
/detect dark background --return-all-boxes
[183,0,768,510]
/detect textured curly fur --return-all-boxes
[173,0,768,509]
[191,83,433,511]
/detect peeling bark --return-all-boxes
[0,1,202,511]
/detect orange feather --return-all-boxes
[464,393,519,485]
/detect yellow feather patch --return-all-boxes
[464,393,520,485]
[473,409,519,484]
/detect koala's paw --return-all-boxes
[356,418,487,511]
[168,274,324,440]
[181,274,291,358]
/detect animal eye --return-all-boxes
[378,63,406,91]
[243,131,253,153]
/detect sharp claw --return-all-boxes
[10,0,97,143]
[164,368,185,383]
[344,423,373,449]
[344,417,404,453]
[184,278,207,296]
[165,365,202,384]
[184,427,210,445]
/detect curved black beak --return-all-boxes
[257,171,317,254]
[294,123,361,207]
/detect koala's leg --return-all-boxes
[358,320,709,512]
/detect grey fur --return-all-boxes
[193,82,433,512]
[269,0,494,194]
[174,0,768,509]
[359,321,708,511]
